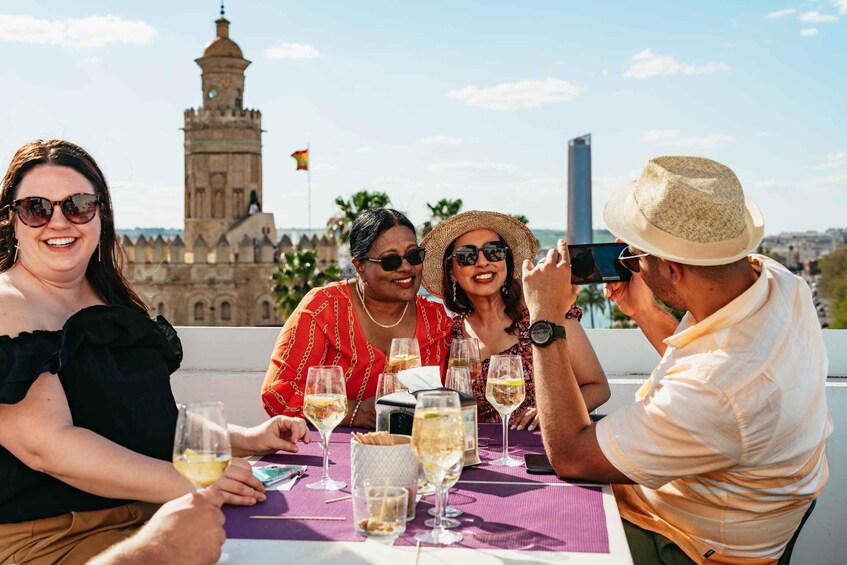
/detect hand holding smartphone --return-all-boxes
[568,242,631,285]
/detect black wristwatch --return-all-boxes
[528,320,566,347]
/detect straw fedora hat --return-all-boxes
[603,156,764,266]
[421,211,538,298]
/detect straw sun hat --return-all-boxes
[603,156,765,266]
[421,211,538,298]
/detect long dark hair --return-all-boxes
[349,208,416,259]
[441,234,525,335]
[0,139,148,315]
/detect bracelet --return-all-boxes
[349,400,362,427]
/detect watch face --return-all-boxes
[530,322,553,345]
[207,88,218,99]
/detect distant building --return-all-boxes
[125,11,336,326]
[760,230,839,272]
[567,134,592,244]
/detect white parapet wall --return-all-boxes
[171,327,847,565]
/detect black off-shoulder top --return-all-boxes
[0,305,183,523]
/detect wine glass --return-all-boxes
[376,372,406,398]
[445,366,471,395]
[172,401,232,491]
[426,457,463,525]
[388,337,422,373]
[411,391,464,545]
[303,366,348,490]
[485,355,525,467]
[448,337,481,385]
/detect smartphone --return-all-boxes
[568,242,631,285]
[524,453,557,475]
[252,464,306,487]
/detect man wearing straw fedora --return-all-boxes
[522,156,831,564]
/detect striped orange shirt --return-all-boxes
[262,281,451,417]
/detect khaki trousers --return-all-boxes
[0,503,158,565]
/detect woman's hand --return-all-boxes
[351,397,377,429]
[210,458,266,506]
[511,407,540,432]
[231,416,311,457]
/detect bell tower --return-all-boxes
[183,4,263,255]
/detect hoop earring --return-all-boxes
[501,282,509,296]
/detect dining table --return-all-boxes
[223,424,634,564]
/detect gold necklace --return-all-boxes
[356,279,409,329]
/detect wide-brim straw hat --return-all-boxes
[603,156,765,266]
[421,211,538,298]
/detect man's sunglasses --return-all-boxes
[451,241,508,267]
[359,246,426,271]
[617,246,651,273]
[10,193,101,228]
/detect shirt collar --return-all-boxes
[664,256,768,349]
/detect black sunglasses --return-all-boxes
[451,241,508,267]
[617,246,651,273]
[359,246,426,271]
[11,193,101,228]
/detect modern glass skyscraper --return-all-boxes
[567,134,593,244]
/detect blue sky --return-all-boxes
[1,0,845,235]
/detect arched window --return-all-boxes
[194,302,205,321]
[221,301,232,321]
[261,301,271,320]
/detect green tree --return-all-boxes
[610,303,637,329]
[326,190,391,244]
[576,284,607,329]
[420,198,463,237]
[819,246,847,328]
[270,250,341,318]
[510,213,529,225]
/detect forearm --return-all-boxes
[632,305,678,356]
[42,426,191,503]
[88,536,164,565]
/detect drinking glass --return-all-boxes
[448,337,481,385]
[485,355,525,467]
[426,457,463,525]
[376,372,406,398]
[411,391,464,545]
[303,366,348,490]
[388,338,422,373]
[445,366,471,395]
[172,401,232,491]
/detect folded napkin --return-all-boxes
[397,366,441,393]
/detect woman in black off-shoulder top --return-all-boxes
[0,140,310,565]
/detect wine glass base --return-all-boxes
[306,478,346,491]
[424,516,461,528]
[415,528,463,545]
[428,505,463,518]
[488,455,524,467]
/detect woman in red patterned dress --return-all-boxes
[421,211,609,430]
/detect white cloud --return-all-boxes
[613,89,634,96]
[766,9,797,19]
[800,28,820,36]
[355,147,376,155]
[816,151,847,170]
[446,77,580,111]
[429,162,516,173]
[624,49,730,78]
[0,14,155,49]
[836,1,847,16]
[82,56,100,64]
[265,42,320,60]
[799,11,838,23]
[641,129,734,149]
[420,135,462,145]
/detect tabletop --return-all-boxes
[223,425,633,564]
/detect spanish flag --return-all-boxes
[291,149,309,171]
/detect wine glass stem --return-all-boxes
[320,432,331,481]
[434,475,447,531]
[501,413,510,461]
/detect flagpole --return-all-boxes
[307,143,312,232]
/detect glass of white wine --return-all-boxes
[485,355,525,467]
[445,366,471,395]
[303,365,348,491]
[448,337,481,386]
[388,337,422,373]
[411,390,464,545]
[426,457,463,525]
[173,401,232,490]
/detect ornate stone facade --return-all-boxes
[125,13,336,326]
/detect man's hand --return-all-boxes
[522,239,579,323]
[90,491,226,565]
[243,416,311,456]
[604,273,657,319]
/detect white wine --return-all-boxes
[448,358,482,382]
[173,450,231,488]
[485,377,525,415]
[412,408,464,481]
[388,354,421,373]
[303,393,347,434]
